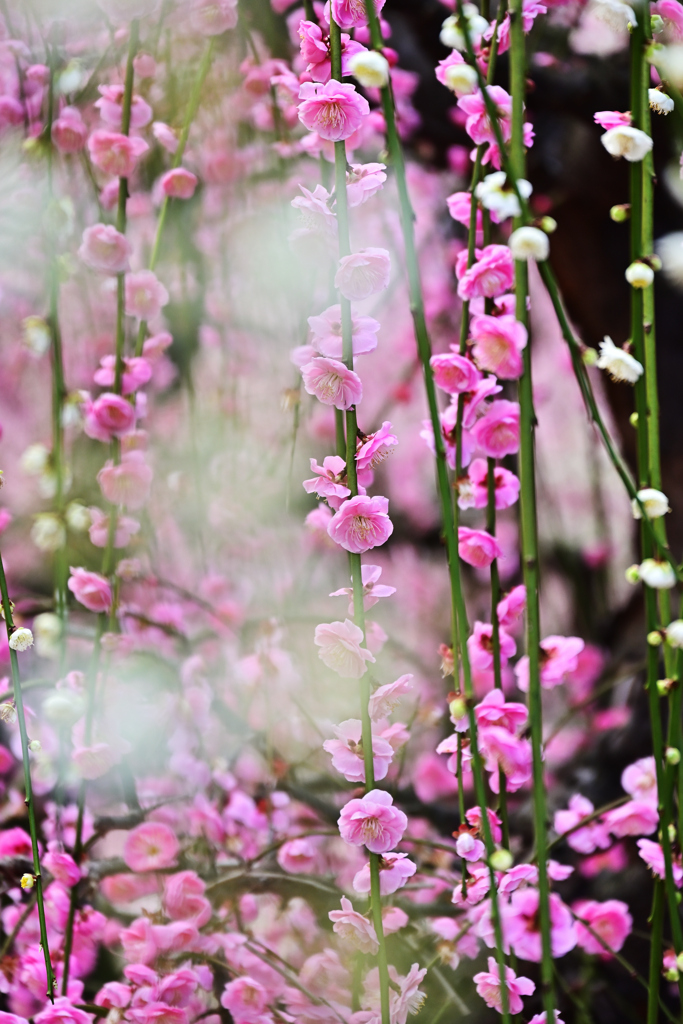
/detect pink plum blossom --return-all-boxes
[42,842,81,886]
[458,526,503,568]
[331,0,386,28]
[430,349,480,395]
[299,21,366,83]
[467,620,516,671]
[331,563,397,614]
[93,355,153,395]
[164,871,211,925]
[308,304,380,358]
[88,130,149,177]
[95,85,152,129]
[356,422,398,472]
[98,452,153,509]
[125,271,170,320]
[637,838,683,885]
[554,794,612,854]
[335,247,391,300]
[191,0,239,34]
[277,838,319,874]
[470,314,528,378]
[291,183,338,242]
[473,957,535,1015]
[298,80,370,141]
[84,393,135,442]
[52,107,88,152]
[467,805,503,843]
[653,0,683,38]
[323,719,394,782]
[573,899,632,957]
[594,110,631,130]
[455,831,486,861]
[220,977,268,1023]
[446,191,484,230]
[458,86,513,146]
[152,121,178,152]
[78,223,131,274]
[353,851,416,895]
[302,455,351,509]
[503,888,577,960]
[327,495,393,553]
[497,584,527,628]
[622,756,657,804]
[479,726,533,792]
[368,674,413,720]
[301,356,363,409]
[123,822,180,872]
[460,457,520,510]
[338,789,408,853]
[515,634,585,691]
[159,168,198,199]
[68,568,112,613]
[471,399,520,457]
[328,896,378,953]
[603,800,659,837]
[475,688,528,733]
[456,244,515,300]
[314,619,375,677]
[88,508,139,548]
[347,162,387,206]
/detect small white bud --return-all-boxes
[666,620,683,648]
[347,51,390,89]
[509,226,549,262]
[42,689,85,726]
[647,630,664,646]
[21,316,51,357]
[20,444,49,477]
[596,336,643,384]
[666,747,681,766]
[625,261,655,288]
[9,628,34,653]
[632,488,670,520]
[28,739,41,753]
[443,62,479,96]
[639,558,677,590]
[601,125,653,162]
[625,563,641,584]
[649,88,674,114]
[65,502,91,532]
[30,514,66,553]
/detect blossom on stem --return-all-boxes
[314,619,375,678]
[96,84,153,129]
[291,184,338,242]
[637,838,683,885]
[123,822,180,871]
[459,457,520,510]
[368,674,413,720]
[79,224,131,274]
[573,899,632,956]
[596,336,643,383]
[356,422,398,473]
[308,304,380,358]
[515,634,585,691]
[335,248,391,300]
[302,455,351,509]
[298,80,370,142]
[338,789,407,853]
[52,106,88,152]
[475,688,528,733]
[327,495,393,553]
[471,399,520,457]
[631,487,670,519]
[220,977,268,1023]
[353,851,416,896]
[458,526,502,568]
[94,355,153,395]
[9,628,33,652]
[346,162,387,207]
[88,130,149,176]
[331,564,397,614]
[638,558,676,589]
[125,270,170,321]
[331,0,386,29]
[323,719,394,782]
[430,349,480,394]
[348,50,390,88]
[159,168,198,199]
[68,567,112,613]
[456,244,514,300]
[594,110,631,130]
[436,51,479,96]
[329,896,378,954]
[468,620,516,671]
[475,171,532,222]
[601,124,653,161]
[502,888,577,960]
[98,451,153,510]
[479,725,533,792]
[301,356,363,409]
[84,393,136,442]
[509,226,549,262]
[470,314,527,379]
[603,799,658,837]
[473,957,535,1015]
[554,794,612,854]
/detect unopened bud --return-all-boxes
[647,630,664,646]
[539,216,557,234]
[629,411,639,426]
[20,873,35,890]
[626,261,655,289]
[582,347,598,366]
[665,966,680,982]
[489,848,513,871]
[449,696,468,721]
[28,739,41,753]
[651,14,665,32]
[669,823,678,845]
[666,747,681,766]
[657,678,674,696]
[610,203,631,222]
[625,564,641,584]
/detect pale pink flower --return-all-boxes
[467,620,516,671]
[331,0,386,29]
[79,223,131,275]
[430,349,480,395]
[554,794,611,854]
[301,356,363,409]
[308,304,380,359]
[327,495,393,553]
[353,851,416,895]
[622,756,657,804]
[473,957,535,1015]
[134,53,156,77]
[93,354,153,395]
[347,162,387,206]
[159,168,198,199]
[331,564,397,614]
[637,838,683,886]
[368,674,412,720]
[455,831,486,862]
[458,526,502,568]
[594,110,631,130]
[503,888,577,961]
[475,688,527,733]
[52,106,88,152]
[471,399,520,457]
[298,80,370,141]
[73,742,122,780]
[356,421,398,472]
[84,392,135,442]
[329,896,378,953]
[460,457,520,510]
[491,0,548,53]
[89,507,139,548]
[220,977,267,1023]
[34,998,93,1024]
[603,799,658,837]
[314,619,375,678]
[529,1014,565,1024]
[338,789,408,853]
[291,183,337,241]
[452,863,490,907]
[88,130,149,177]
[164,870,211,925]
[125,270,169,320]
[191,0,239,34]
[479,726,533,792]
[302,455,350,509]
[68,567,112,613]
[573,899,632,957]
[456,244,514,300]
[515,634,585,691]
[277,838,319,874]
[123,822,180,872]
[323,718,394,782]
[95,84,153,128]
[152,121,179,153]
[0,96,23,131]
[470,314,527,379]
[335,247,391,300]
[98,451,153,510]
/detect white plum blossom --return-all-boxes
[476,172,532,221]
[601,125,653,161]
[348,51,390,88]
[440,6,489,50]
[666,621,683,648]
[596,336,643,383]
[649,88,674,114]
[9,628,34,652]
[509,226,549,261]
[632,488,670,520]
[638,559,677,590]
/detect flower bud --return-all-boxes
[626,261,655,288]
[632,487,670,520]
[65,502,91,532]
[669,823,677,844]
[348,51,390,89]
[449,696,468,721]
[28,739,41,753]
[657,678,674,696]
[651,14,664,33]
[509,226,549,262]
[538,216,557,234]
[666,747,681,766]
[629,411,639,426]
[610,203,631,222]
[489,848,513,871]
[639,558,677,590]
[30,514,66,553]
[22,316,51,356]
[582,347,599,366]
[9,628,34,652]
[42,689,85,726]
[665,966,680,982]
[33,613,62,660]
[666,620,683,648]
[443,63,479,96]
[647,630,664,647]
[625,563,641,584]
[20,873,35,890]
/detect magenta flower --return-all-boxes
[327,494,393,553]
[479,725,533,793]
[302,455,351,510]
[123,822,180,872]
[298,80,369,141]
[473,957,535,1015]
[447,190,484,230]
[458,85,513,146]
[467,805,503,843]
[470,314,528,379]
[573,899,632,957]
[503,888,577,961]
[301,356,363,409]
[308,304,380,359]
[368,673,413,720]
[603,799,658,837]
[457,244,514,300]
[220,977,267,1023]
[467,620,516,671]
[95,84,153,128]
[125,270,170,321]
[353,851,416,896]
[314,619,375,678]
[471,399,520,457]
[554,794,612,854]
[475,688,528,733]
[299,21,366,84]
[331,0,386,29]
[98,451,153,510]
[515,634,585,691]
[338,788,407,853]
[497,583,527,628]
[323,718,394,783]
[455,831,486,862]
[88,130,149,177]
[164,870,211,925]
[34,998,93,1024]
[52,106,88,153]
[594,109,631,130]
[335,247,391,301]
[94,354,153,395]
[329,896,378,953]
[458,526,503,568]
[84,392,136,442]
[42,842,81,887]
[460,457,520,511]
[356,422,398,472]
[159,168,198,199]
[68,567,112,613]
[79,223,131,274]
[430,349,480,395]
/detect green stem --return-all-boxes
[0,553,55,1000]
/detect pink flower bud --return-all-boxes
[68,567,112,613]
[84,392,136,442]
[159,167,198,199]
[52,106,88,153]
